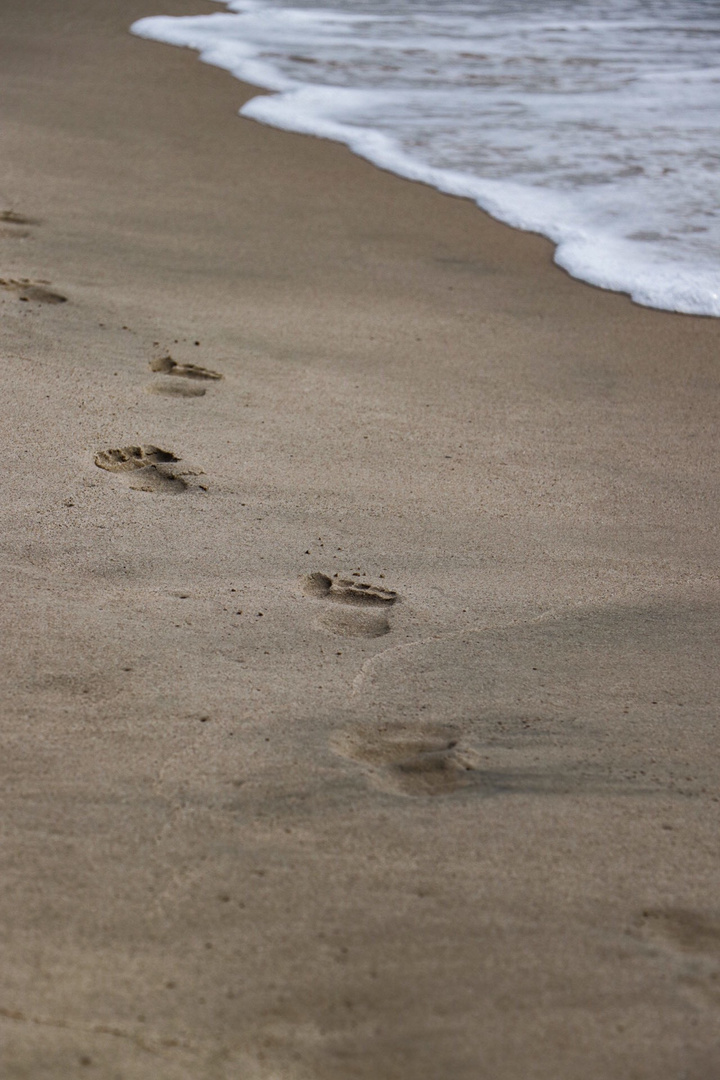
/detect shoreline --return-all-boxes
[131,6,720,320]
[1,3,719,1079]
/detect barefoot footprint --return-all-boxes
[638,909,720,954]
[0,278,66,304]
[332,724,479,796]
[332,717,609,798]
[0,210,35,225]
[0,210,35,238]
[634,908,720,1005]
[300,572,398,637]
[94,445,189,493]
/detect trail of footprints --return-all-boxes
[5,205,679,817]
[0,207,66,303]
[299,573,486,797]
[0,213,66,298]
[94,356,224,490]
[0,223,491,790]
[9,205,720,1022]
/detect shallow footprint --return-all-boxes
[302,572,397,607]
[0,210,35,225]
[638,909,720,955]
[0,277,66,303]
[636,908,720,1004]
[332,724,478,797]
[94,445,187,493]
[149,355,222,380]
[0,211,31,238]
[145,380,206,398]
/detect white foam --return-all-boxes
[132,0,720,316]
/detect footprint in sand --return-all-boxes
[635,908,720,1003]
[0,277,66,304]
[146,356,223,397]
[0,210,35,239]
[332,723,479,796]
[332,718,617,799]
[94,445,190,493]
[638,909,720,954]
[300,572,398,638]
[0,210,37,225]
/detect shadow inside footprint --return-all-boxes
[150,356,222,380]
[94,445,187,493]
[390,745,477,796]
[145,380,206,398]
[128,470,187,493]
[302,572,397,606]
[0,278,66,303]
[318,608,390,638]
[0,210,35,225]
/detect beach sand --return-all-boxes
[1,2,719,1077]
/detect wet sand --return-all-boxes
[1,2,719,1077]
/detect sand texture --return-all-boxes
[1,2,720,1078]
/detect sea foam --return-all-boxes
[132,0,720,316]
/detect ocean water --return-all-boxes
[132,0,720,316]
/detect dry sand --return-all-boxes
[1,2,719,1077]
